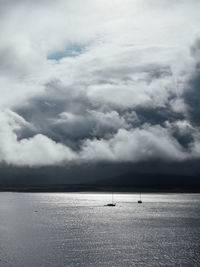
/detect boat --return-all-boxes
[105,203,116,207]
[138,192,142,204]
[105,192,116,206]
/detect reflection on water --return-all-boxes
[0,193,200,266]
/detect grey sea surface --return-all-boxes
[0,193,200,267]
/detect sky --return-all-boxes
[0,0,200,184]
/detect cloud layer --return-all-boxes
[1,0,200,166]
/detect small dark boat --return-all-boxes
[105,203,116,207]
[105,192,116,206]
[138,192,142,204]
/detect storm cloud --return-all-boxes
[1,0,200,166]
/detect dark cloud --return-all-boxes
[183,38,200,125]
[16,99,127,150]
[184,74,200,125]
[135,105,183,126]
[1,160,200,187]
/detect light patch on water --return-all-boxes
[0,192,200,267]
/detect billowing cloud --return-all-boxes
[183,38,200,125]
[1,108,200,167]
[0,0,200,166]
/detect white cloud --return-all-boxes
[0,110,76,166]
[1,0,200,166]
[80,126,187,162]
[0,0,199,108]
[1,110,200,166]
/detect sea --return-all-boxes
[0,192,200,267]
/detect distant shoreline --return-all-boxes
[1,184,200,193]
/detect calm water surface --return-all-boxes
[0,193,200,267]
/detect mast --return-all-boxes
[138,191,142,203]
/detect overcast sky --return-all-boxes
[0,0,200,169]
